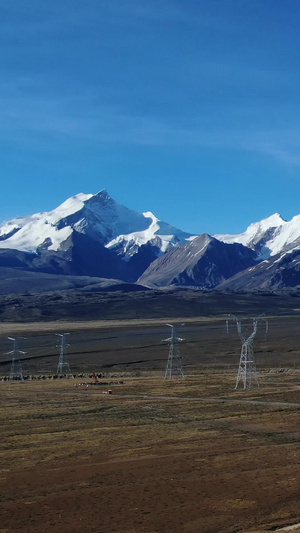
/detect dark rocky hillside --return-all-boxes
[139,234,258,288]
[218,248,300,291]
[1,288,299,323]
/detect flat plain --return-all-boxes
[0,314,300,532]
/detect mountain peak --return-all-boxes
[95,189,109,197]
[58,190,112,213]
[215,208,300,262]
[91,189,111,201]
[2,190,300,292]
[248,212,286,229]
[53,192,93,218]
[272,212,286,222]
[0,190,192,257]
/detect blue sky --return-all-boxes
[1,0,300,234]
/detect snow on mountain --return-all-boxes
[106,210,192,259]
[5,189,300,292]
[0,193,93,253]
[214,213,300,258]
[0,190,192,257]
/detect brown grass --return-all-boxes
[0,373,300,532]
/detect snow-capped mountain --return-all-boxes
[3,190,300,293]
[106,211,191,260]
[215,213,300,258]
[0,190,195,282]
[0,190,193,257]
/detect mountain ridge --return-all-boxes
[215,212,300,258]
[1,190,300,292]
[0,190,193,256]
[138,234,258,288]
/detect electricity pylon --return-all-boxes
[228,314,268,390]
[8,337,26,381]
[56,333,71,374]
[163,324,184,379]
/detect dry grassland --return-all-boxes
[0,373,300,533]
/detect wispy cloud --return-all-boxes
[238,131,300,166]
[2,85,300,169]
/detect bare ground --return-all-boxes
[0,371,300,533]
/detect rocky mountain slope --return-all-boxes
[218,248,300,291]
[0,190,192,255]
[215,213,300,258]
[138,234,257,288]
[0,190,193,282]
[2,190,300,292]
[215,214,300,291]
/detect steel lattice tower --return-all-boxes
[8,337,26,381]
[56,333,71,374]
[163,324,185,379]
[228,314,268,390]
